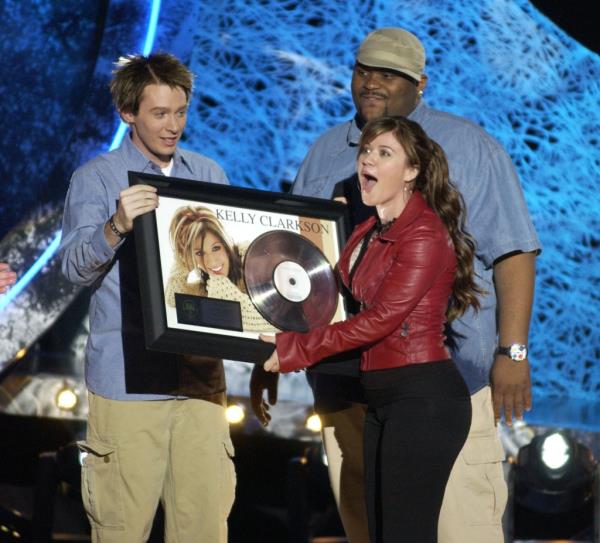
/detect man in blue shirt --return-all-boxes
[60,53,235,542]
[253,28,540,542]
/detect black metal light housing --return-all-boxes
[514,431,596,514]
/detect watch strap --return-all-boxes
[497,344,528,361]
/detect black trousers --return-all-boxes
[362,361,472,543]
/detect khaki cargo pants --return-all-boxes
[79,393,236,543]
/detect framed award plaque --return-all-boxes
[129,171,351,365]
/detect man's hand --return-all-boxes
[249,365,279,427]
[104,184,159,246]
[114,184,159,233]
[249,334,281,426]
[0,263,16,293]
[490,354,532,426]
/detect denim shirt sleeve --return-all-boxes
[412,103,541,269]
[458,139,539,268]
[59,161,120,286]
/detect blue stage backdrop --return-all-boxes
[0,0,598,418]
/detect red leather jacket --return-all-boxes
[277,191,456,373]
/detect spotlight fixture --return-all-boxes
[226,404,245,424]
[540,432,571,470]
[14,348,27,360]
[54,385,78,411]
[514,430,596,514]
[305,414,322,433]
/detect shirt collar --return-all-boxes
[408,99,427,122]
[349,100,428,146]
[120,132,192,175]
[347,116,362,146]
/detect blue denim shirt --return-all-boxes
[293,101,541,393]
[60,134,229,400]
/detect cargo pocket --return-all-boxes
[220,436,237,520]
[459,436,508,526]
[78,439,125,530]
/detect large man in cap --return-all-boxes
[252,27,540,542]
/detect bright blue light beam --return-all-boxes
[1,0,162,313]
[142,0,161,56]
[109,121,128,151]
[109,0,162,151]
[0,232,62,312]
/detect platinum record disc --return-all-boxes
[244,230,338,332]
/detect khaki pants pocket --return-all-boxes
[459,436,508,526]
[78,439,125,530]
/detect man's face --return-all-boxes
[351,63,423,123]
[121,83,188,167]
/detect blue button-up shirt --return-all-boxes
[293,101,541,393]
[60,134,229,400]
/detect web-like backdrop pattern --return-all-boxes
[0,0,597,405]
[181,0,600,400]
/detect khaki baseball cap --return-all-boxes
[356,27,425,82]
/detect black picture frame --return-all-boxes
[129,171,350,365]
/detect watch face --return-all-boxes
[509,344,528,361]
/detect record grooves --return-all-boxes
[244,231,338,332]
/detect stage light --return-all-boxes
[541,431,571,470]
[55,386,78,411]
[305,414,322,433]
[14,348,27,360]
[514,430,596,514]
[226,404,245,424]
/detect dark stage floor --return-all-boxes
[0,409,599,542]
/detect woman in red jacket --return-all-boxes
[262,116,481,543]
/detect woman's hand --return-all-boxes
[259,334,280,372]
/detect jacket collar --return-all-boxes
[362,191,429,242]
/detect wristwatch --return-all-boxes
[497,344,528,361]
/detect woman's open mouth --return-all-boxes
[361,172,378,193]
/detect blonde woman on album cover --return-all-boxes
[165,205,276,332]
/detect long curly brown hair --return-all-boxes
[359,116,482,320]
